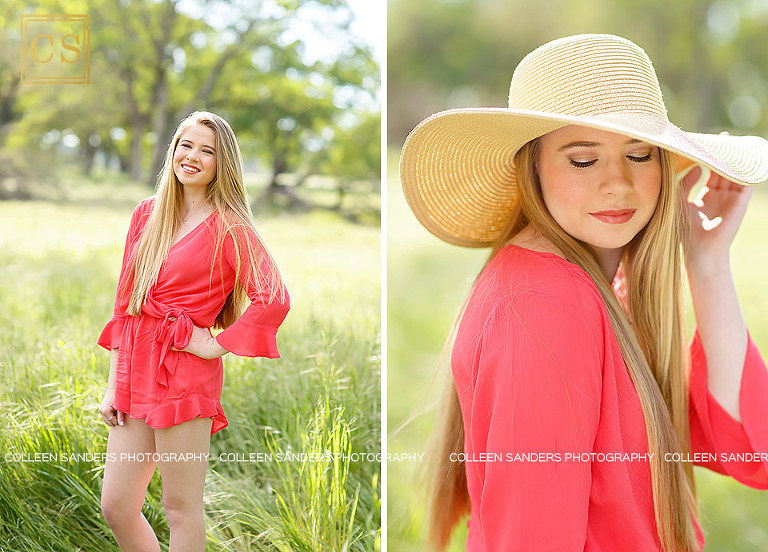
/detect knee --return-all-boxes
[101,494,135,530]
[162,492,203,529]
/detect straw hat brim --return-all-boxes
[400,107,768,247]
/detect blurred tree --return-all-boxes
[0,0,380,212]
[214,7,380,209]
[387,0,768,145]
[0,1,23,148]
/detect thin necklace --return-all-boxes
[182,201,208,224]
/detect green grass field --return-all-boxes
[387,149,768,551]
[0,176,381,551]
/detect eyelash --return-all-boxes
[569,153,652,169]
[179,143,213,155]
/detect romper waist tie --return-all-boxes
[151,308,194,399]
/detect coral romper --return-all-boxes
[98,198,289,434]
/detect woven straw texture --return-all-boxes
[400,34,768,247]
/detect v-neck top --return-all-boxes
[452,245,768,551]
[170,209,217,249]
[98,197,290,434]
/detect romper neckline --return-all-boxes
[170,210,218,249]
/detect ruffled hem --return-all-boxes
[98,316,126,350]
[113,394,228,435]
[215,323,281,358]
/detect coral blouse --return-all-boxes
[98,198,289,434]
[452,245,768,551]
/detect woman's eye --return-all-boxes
[628,153,653,163]
[180,143,191,149]
[203,150,213,155]
[570,159,597,168]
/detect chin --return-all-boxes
[578,229,639,251]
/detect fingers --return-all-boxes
[101,407,117,427]
[100,406,126,427]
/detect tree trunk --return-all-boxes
[82,139,97,175]
[128,115,145,182]
[147,73,171,186]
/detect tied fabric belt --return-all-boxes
[153,308,193,399]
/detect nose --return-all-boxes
[599,157,633,196]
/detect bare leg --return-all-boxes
[101,417,160,552]
[155,416,212,552]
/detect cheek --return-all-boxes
[638,169,662,209]
[539,167,587,214]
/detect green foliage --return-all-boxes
[0,191,380,551]
[388,0,768,143]
[1,0,380,200]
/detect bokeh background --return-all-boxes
[1,0,381,550]
[387,0,768,550]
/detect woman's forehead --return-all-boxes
[542,125,651,149]
[178,123,216,148]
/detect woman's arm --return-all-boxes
[175,326,229,359]
[683,167,753,422]
[99,348,125,426]
[212,226,289,358]
[454,284,604,550]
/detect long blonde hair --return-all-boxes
[122,111,284,327]
[428,138,700,551]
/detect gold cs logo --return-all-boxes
[29,32,83,64]
[21,15,90,84]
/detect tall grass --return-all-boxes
[0,187,380,551]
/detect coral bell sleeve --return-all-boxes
[98,198,289,434]
[214,225,288,358]
[452,245,768,551]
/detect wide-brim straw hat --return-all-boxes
[400,33,768,247]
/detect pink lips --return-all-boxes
[589,209,636,224]
[180,163,201,174]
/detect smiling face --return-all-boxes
[536,126,662,259]
[172,123,217,189]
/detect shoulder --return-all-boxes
[453,247,610,394]
[218,214,258,246]
[129,196,156,226]
[135,196,156,214]
[477,245,603,314]
[460,246,608,349]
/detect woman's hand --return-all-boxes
[171,324,228,359]
[99,388,125,427]
[681,165,753,270]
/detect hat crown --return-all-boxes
[508,34,668,121]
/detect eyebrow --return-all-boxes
[558,139,643,151]
[179,138,216,151]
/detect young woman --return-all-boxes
[97,111,289,551]
[400,35,768,551]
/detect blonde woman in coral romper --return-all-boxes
[97,111,289,551]
[401,35,768,551]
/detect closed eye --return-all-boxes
[570,159,597,168]
[628,153,653,163]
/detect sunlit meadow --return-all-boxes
[0,174,381,551]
